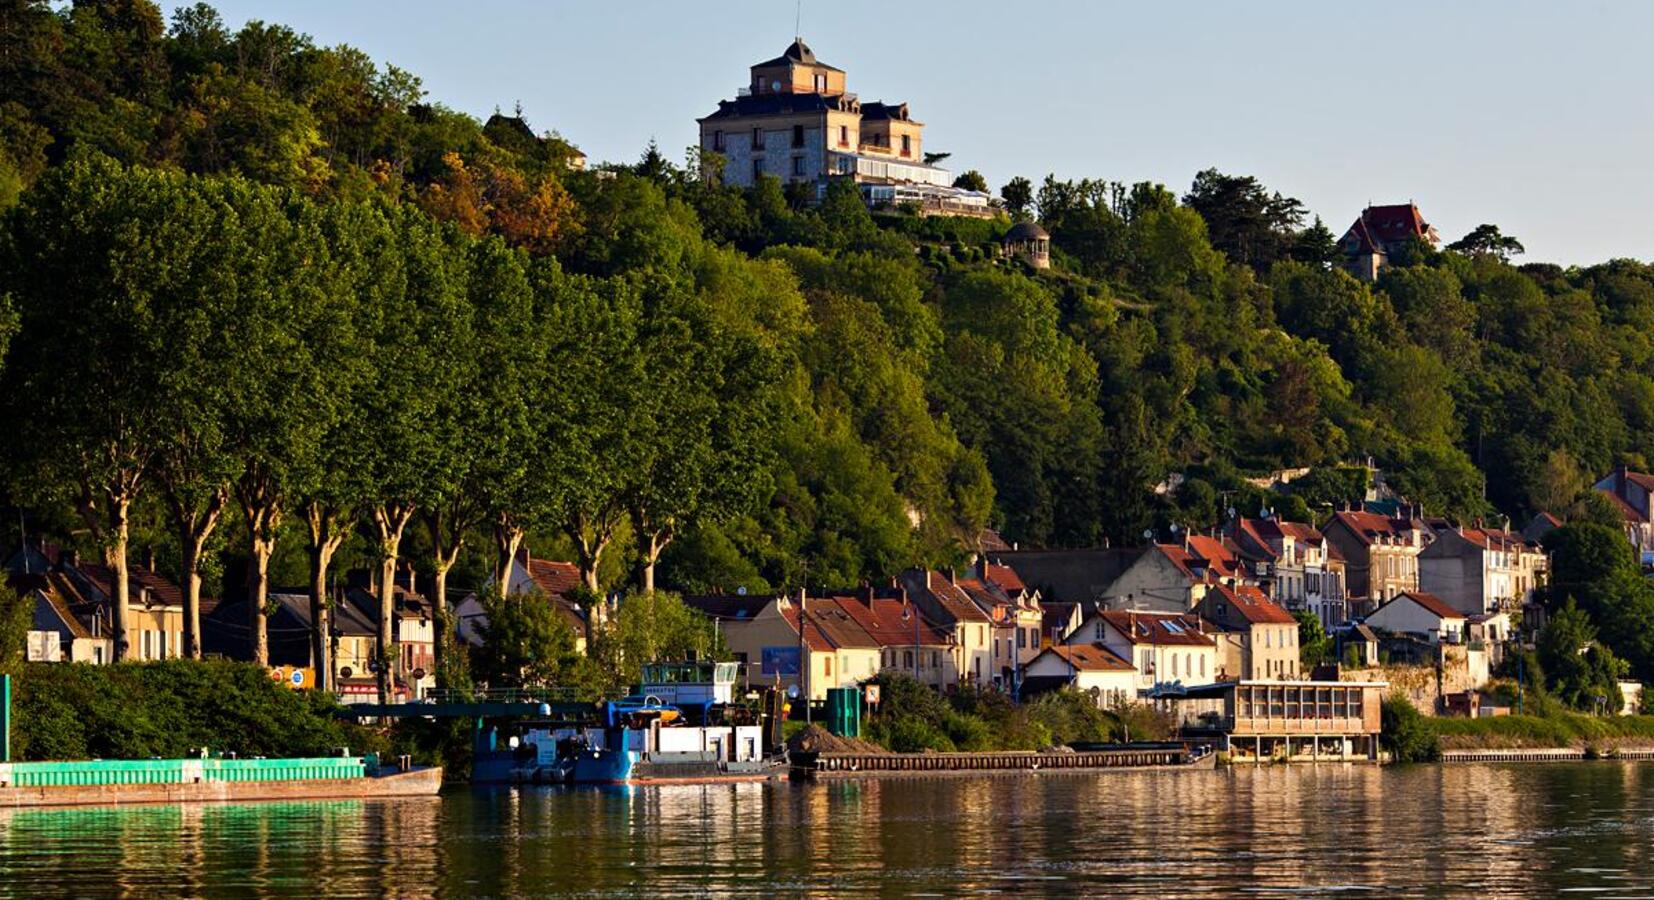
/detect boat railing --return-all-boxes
[423,686,582,706]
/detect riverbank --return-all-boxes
[1429,712,1654,752]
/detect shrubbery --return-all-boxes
[861,674,1171,752]
[1381,694,1440,763]
[9,660,383,761]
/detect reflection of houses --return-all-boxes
[5,542,188,663]
[1364,591,1466,644]
[455,550,590,654]
[1021,642,1136,707]
[1321,509,1428,612]
[1228,517,1348,627]
[1195,584,1300,681]
[1593,466,1654,563]
[1418,524,1546,616]
[1338,203,1439,281]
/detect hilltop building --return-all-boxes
[697,39,992,216]
[1339,203,1440,281]
[1593,466,1654,564]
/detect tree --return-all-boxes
[0,157,179,661]
[952,170,987,194]
[1291,216,1338,266]
[1537,598,1624,712]
[1380,694,1439,763]
[1296,611,1331,668]
[1183,168,1306,272]
[1000,177,1033,217]
[586,591,722,694]
[471,586,581,687]
[1448,224,1525,261]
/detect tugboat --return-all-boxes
[520,661,785,785]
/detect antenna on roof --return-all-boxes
[795,0,803,40]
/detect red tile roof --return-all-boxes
[1203,584,1297,626]
[523,556,581,599]
[788,598,881,651]
[835,595,952,648]
[1329,511,1420,545]
[1342,204,1433,254]
[1098,610,1215,647]
[899,570,993,623]
[1391,591,1466,621]
[1625,471,1654,492]
[985,563,1025,592]
[1044,642,1136,672]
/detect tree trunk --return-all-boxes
[424,508,466,691]
[631,508,672,595]
[304,502,345,693]
[110,496,132,662]
[167,487,226,660]
[567,515,612,625]
[371,503,414,705]
[494,519,525,597]
[242,501,281,668]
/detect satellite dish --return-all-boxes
[1227,507,1237,519]
[508,736,520,750]
[1142,529,1154,541]
[770,80,781,92]
[1170,523,1182,534]
[737,586,747,596]
[339,666,353,679]
[786,684,801,699]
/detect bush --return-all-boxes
[10,660,384,761]
[1381,694,1440,763]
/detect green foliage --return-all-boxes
[0,585,31,675]
[861,674,1165,751]
[9,660,382,761]
[583,591,724,695]
[1296,610,1330,667]
[471,586,582,687]
[1538,599,1626,712]
[1381,693,1441,763]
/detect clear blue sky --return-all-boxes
[177,0,1654,265]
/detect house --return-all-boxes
[1099,536,1251,613]
[834,589,958,690]
[204,589,383,699]
[989,547,1143,610]
[898,569,995,684]
[697,39,993,215]
[958,558,1047,685]
[1195,584,1300,681]
[1070,609,1219,694]
[1521,512,1562,545]
[1364,591,1467,644]
[1418,525,1546,616]
[1340,623,1380,667]
[1321,509,1429,612]
[1228,516,1349,627]
[1040,601,1082,649]
[455,549,590,654]
[8,571,110,663]
[1020,642,1137,707]
[1338,203,1441,281]
[342,569,436,698]
[5,542,189,663]
[683,591,882,700]
[1593,466,1654,564]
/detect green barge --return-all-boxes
[0,756,441,808]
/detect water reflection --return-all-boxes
[4,765,1654,896]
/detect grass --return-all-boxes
[1429,713,1654,750]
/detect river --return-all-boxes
[2,763,1652,897]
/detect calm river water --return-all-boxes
[2,763,1653,897]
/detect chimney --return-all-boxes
[144,546,156,572]
[862,584,874,603]
[64,547,79,569]
[924,569,932,590]
[946,568,956,585]
[524,546,532,572]
[1616,464,1628,496]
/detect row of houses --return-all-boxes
[3,541,594,705]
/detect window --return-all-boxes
[900,134,912,157]
[1199,656,1206,678]
[752,127,765,149]
[838,124,849,147]
[814,73,827,92]
[752,159,764,179]
[824,656,833,677]
[712,130,723,151]
[903,650,913,668]
[791,156,804,176]
[792,124,804,148]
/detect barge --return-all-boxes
[0,756,441,808]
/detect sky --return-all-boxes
[175,0,1654,265]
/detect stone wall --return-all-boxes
[1344,643,1488,715]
